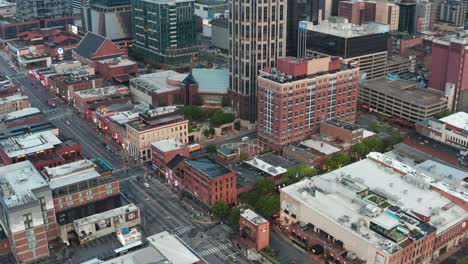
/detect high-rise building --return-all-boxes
[375,0,400,31]
[397,2,417,34]
[298,18,389,80]
[429,33,468,111]
[132,0,198,66]
[16,0,72,21]
[229,0,287,122]
[437,0,466,27]
[257,56,360,151]
[338,0,375,25]
[287,0,323,57]
[416,0,431,31]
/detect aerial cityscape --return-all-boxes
[0,0,465,263]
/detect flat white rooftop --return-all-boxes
[301,139,341,155]
[130,71,188,94]
[0,161,48,209]
[244,157,287,176]
[0,130,62,158]
[151,138,186,152]
[46,159,100,189]
[74,204,139,227]
[0,94,28,104]
[301,19,389,38]
[147,231,200,264]
[99,57,137,68]
[241,209,268,225]
[0,107,40,121]
[109,110,140,125]
[440,112,468,131]
[74,86,128,99]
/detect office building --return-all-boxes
[397,2,417,34]
[375,0,400,31]
[15,0,72,21]
[257,56,360,152]
[132,0,198,66]
[194,0,228,19]
[338,0,376,25]
[210,18,228,51]
[175,157,237,206]
[229,0,287,122]
[415,112,468,151]
[359,78,448,124]
[280,152,467,264]
[429,33,468,111]
[437,0,465,27]
[0,0,16,18]
[298,18,389,80]
[125,106,188,161]
[287,0,322,57]
[416,0,431,32]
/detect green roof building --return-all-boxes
[132,0,198,65]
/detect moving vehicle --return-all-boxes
[241,136,249,142]
[47,98,56,108]
[65,120,70,126]
[188,143,202,152]
[143,182,150,188]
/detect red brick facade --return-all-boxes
[96,58,138,81]
[239,211,270,251]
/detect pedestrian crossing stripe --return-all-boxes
[198,243,232,256]
[172,225,193,236]
[113,167,126,173]
[118,175,138,182]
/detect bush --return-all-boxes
[234,121,241,131]
[210,112,235,126]
[205,144,217,153]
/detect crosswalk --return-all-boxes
[172,225,193,236]
[198,243,232,257]
[113,167,126,174]
[119,174,139,182]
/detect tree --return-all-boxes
[255,195,280,219]
[255,177,275,196]
[180,105,205,122]
[234,121,241,131]
[369,120,380,132]
[221,96,230,107]
[194,95,205,106]
[283,163,317,185]
[435,108,452,118]
[227,207,241,227]
[210,112,236,126]
[213,201,230,220]
[203,129,210,137]
[205,144,217,153]
[209,127,215,136]
[334,153,351,168]
[239,151,249,161]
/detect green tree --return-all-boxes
[205,144,217,153]
[255,177,275,196]
[369,120,380,132]
[212,201,230,220]
[194,95,205,106]
[227,207,241,227]
[234,121,241,131]
[334,153,351,168]
[239,151,249,161]
[180,105,205,122]
[209,127,215,136]
[210,112,236,126]
[366,137,385,152]
[221,96,230,107]
[255,195,280,219]
[350,142,369,161]
[203,129,210,137]
[283,163,317,185]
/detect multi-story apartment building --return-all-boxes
[415,112,468,151]
[280,152,467,264]
[0,94,30,115]
[0,161,54,263]
[16,0,72,21]
[429,33,468,112]
[229,0,287,122]
[298,17,389,80]
[42,159,121,241]
[359,78,448,124]
[437,0,466,27]
[416,0,431,32]
[176,157,237,206]
[132,0,198,65]
[257,56,360,152]
[126,106,188,161]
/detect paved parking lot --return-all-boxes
[70,234,123,264]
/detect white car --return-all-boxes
[143,182,150,188]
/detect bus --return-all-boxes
[113,240,143,256]
[189,143,202,152]
[47,98,56,108]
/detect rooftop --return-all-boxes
[130,71,188,94]
[185,158,231,179]
[74,86,128,99]
[109,110,140,125]
[440,112,468,131]
[0,161,49,209]
[191,68,229,94]
[44,159,101,189]
[0,130,62,158]
[301,139,341,155]
[99,57,137,68]
[126,107,185,132]
[325,118,362,131]
[0,107,40,122]
[361,78,446,106]
[0,93,28,104]
[300,18,389,38]
[74,32,107,60]
[151,138,186,152]
[244,157,288,176]
[74,204,139,228]
[241,209,268,225]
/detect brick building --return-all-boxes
[320,118,363,145]
[338,1,376,25]
[0,161,54,263]
[176,158,237,206]
[72,32,126,68]
[95,57,138,82]
[0,94,30,115]
[125,106,188,161]
[257,56,360,152]
[0,108,44,128]
[49,74,104,101]
[72,86,130,114]
[151,139,190,184]
[239,209,269,251]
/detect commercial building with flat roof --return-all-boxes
[125,106,188,161]
[280,152,467,264]
[0,161,54,263]
[240,209,270,251]
[415,112,468,151]
[151,138,190,183]
[0,93,29,115]
[298,18,389,80]
[175,157,236,206]
[257,56,360,152]
[359,78,448,124]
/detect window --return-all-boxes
[39,197,46,212]
[23,213,33,230]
